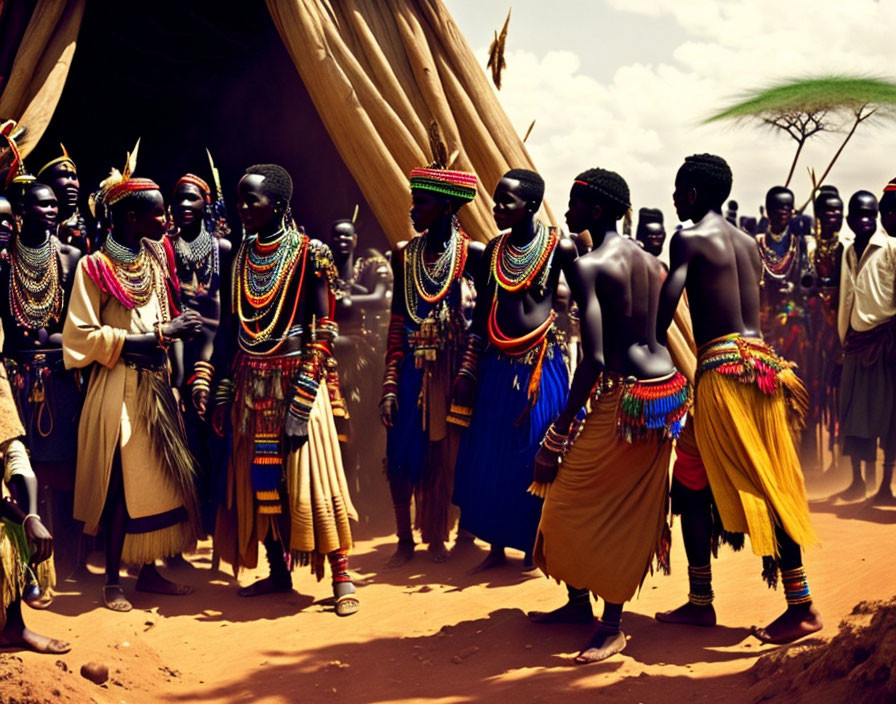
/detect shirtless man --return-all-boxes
[530,168,690,663]
[655,153,822,645]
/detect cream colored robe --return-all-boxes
[63,260,191,563]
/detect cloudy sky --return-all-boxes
[443,0,896,229]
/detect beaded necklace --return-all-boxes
[234,228,308,350]
[171,222,218,292]
[102,235,155,307]
[758,231,798,280]
[403,224,467,324]
[491,221,557,292]
[9,235,63,329]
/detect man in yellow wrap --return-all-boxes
[529,168,691,664]
[656,153,822,645]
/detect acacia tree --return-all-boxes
[705,76,896,207]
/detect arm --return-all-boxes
[656,231,691,345]
[554,259,603,431]
[532,258,603,483]
[2,438,53,564]
[284,242,336,450]
[452,239,495,409]
[380,247,407,427]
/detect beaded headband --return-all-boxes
[37,144,76,178]
[106,177,160,206]
[409,167,477,203]
[884,179,896,193]
[175,173,211,199]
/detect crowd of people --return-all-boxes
[0,121,894,666]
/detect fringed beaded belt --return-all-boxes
[697,333,794,395]
[590,370,691,441]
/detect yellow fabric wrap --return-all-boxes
[217,384,356,581]
[693,361,816,558]
[0,523,26,627]
[534,385,672,605]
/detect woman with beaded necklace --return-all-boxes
[63,175,203,612]
[1,181,81,605]
[451,169,578,573]
[379,164,485,567]
[167,173,232,546]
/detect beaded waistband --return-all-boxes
[697,333,792,395]
[615,370,691,442]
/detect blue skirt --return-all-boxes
[386,356,428,485]
[453,345,568,553]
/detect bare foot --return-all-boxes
[574,629,627,664]
[868,489,896,507]
[751,604,823,645]
[835,480,866,502]
[469,549,506,574]
[385,540,415,569]
[102,585,132,613]
[529,600,594,624]
[428,541,449,563]
[655,602,717,627]
[135,565,193,596]
[237,575,293,597]
[0,626,70,654]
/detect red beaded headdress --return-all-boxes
[884,178,896,193]
[174,173,211,200]
[409,167,477,202]
[106,177,160,206]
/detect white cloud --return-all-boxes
[468,0,896,234]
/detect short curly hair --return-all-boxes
[677,154,732,209]
[245,163,293,205]
[503,168,545,209]
[571,167,631,220]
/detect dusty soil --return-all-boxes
[2,475,894,704]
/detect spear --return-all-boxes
[206,148,230,238]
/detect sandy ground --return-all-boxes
[3,470,895,704]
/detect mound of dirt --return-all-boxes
[748,598,896,703]
[0,654,97,704]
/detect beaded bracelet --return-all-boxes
[541,422,572,455]
[214,378,235,406]
[289,374,319,423]
[190,360,214,396]
[154,321,172,351]
[457,333,485,382]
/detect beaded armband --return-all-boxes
[214,378,235,406]
[381,313,406,402]
[457,333,485,383]
[309,239,338,287]
[289,317,338,423]
[189,360,214,397]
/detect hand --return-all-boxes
[533,445,561,485]
[380,397,397,427]
[24,515,53,565]
[212,403,230,437]
[163,309,203,341]
[193,388,209,419]
[285,412,309,453]
[451,375,476,410]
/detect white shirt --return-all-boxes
[838,231,896,344]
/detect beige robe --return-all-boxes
[63,259,192,563]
